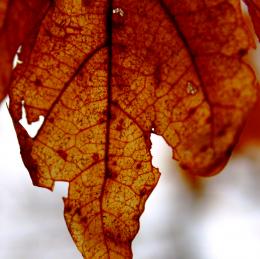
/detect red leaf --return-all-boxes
[0,0,51,101]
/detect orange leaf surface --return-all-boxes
[236,96,260,149]
[4,0,259,258]
[0,0,50,101]
[0,0,8,28]
[244,0,260,41]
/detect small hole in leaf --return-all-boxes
[12,45,23,69]
[53,181,69,197]
[19,100,45,138]
[186,81,198,95]
[113,7,124,17]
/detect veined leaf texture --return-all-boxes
[0,0,259,258]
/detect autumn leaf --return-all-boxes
[0,0,51,102]
[236,96,260,149]
[2,0,258,258]
[231,0,260,151]
[245,0,260,41]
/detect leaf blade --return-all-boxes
[7,0,258,258]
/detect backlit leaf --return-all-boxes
[2,0,259,258]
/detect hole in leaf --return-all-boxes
[186,81,198,95]
[113,7,124,16]
[53,181,69,197]
[150,133,173,170]
[19,100,45,138]
[12,45,23,69]
[134,134,179,257]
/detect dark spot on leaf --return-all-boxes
[98,118,106,124]
[116,118,124,131]
[136,163,142,169]
[65,205,72,213]
[111,100,119,106]
[154,65,162,85]
[35,78,42,86]
[106,169,117,179]
[75,207,81,216]
[92,153,99,162]
[238,48,247,57]
[112,161,117,166]
[217,125,230,137]
[80,216,87,224]
[57,149,67,160]
[140,188,147,196]
[116,124,123,131]
[105,169,112,179]
[187,107,197,118]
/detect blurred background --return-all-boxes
[1,3,260,259]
